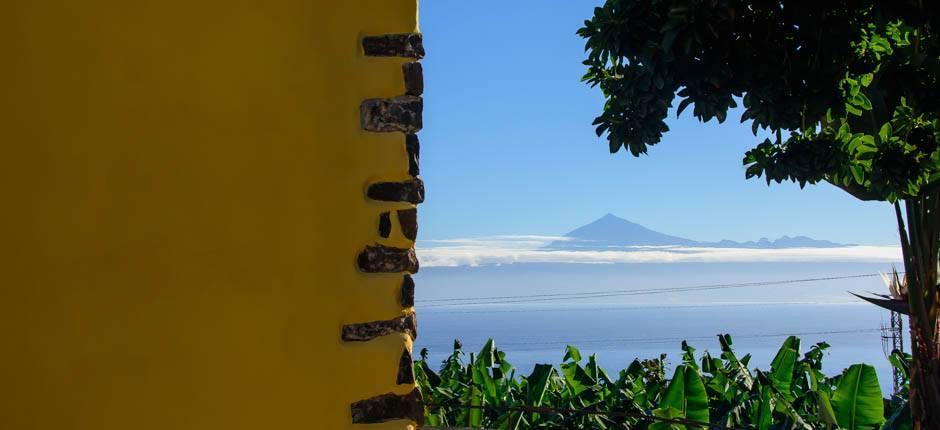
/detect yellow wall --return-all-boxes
[0,1,420,429]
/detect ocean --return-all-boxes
[413,262,904,393]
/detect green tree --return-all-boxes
[578,2,940,428]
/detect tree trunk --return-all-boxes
[907,315,940,430]
[895,196,940,430]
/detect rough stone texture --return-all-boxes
[397,348,415,385]
[405,134,420,177]
[357,244,419,273]
[397,208,418,241]
[400,275,415,308]
[350,388,424,425]
[403,62,424,96]
[378,211,391,238]
[362,33,425,59]
[361,96,422,133]
[342,313,418,342]
[367,178,424,204]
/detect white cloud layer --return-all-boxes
[416,235,901,267]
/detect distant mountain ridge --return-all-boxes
[545,214,848,250]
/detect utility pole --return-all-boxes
[881,309,905,395]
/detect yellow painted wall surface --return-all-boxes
[0,1,419,428]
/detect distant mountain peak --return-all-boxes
[544,214,848,250]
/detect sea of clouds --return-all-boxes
[416,235,901,267]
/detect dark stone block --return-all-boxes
[357,244,419,273]
[403,61,423,96]
[397,349,415,385]
[400,275,415,308]
[362,33,425,59]
[378,211,391,238]
[342,312,418,342]
[360,96,423,133]
[367,178,424,204]
[405,134,420,177]
[397,208,418,241]
[350,388,424,424]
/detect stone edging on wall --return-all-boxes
[346,31,426,426]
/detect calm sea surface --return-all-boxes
[414,263,904,393]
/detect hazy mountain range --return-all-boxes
[545,214,848,250]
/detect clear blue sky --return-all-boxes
[417,0,898,245]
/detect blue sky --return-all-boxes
[417,0,899,246]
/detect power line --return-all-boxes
[492,328,879,348]
[422,301,860,315]
[418,273,885,308]
[417,328,879,350]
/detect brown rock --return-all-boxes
[357,244,419,273]
[397,208,418,241]
[400,275,415,308]
[378,211,391,238]
[397,348,415,385]
[360,96,422,133]
[362,33,425,59]
[350,388,423,424]
[405,134,420,177]
[403,62,424,96]
[342,313,417,342]
[367,178,424,204]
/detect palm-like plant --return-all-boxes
[417,337,894,429]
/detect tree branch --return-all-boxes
[827,179,882,201]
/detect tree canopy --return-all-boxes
[578,1,940,202]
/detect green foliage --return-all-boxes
[578,5,940,424]
[831,364,885,430]
[650,365,708,429]
[416,337,909,429]
[578,1,940,202]
[883,350,914,430]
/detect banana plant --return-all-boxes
[831,364,885,430]
[415,336,899,429]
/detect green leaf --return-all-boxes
[888,350,910,382]
[832,364,885,430]
[819,397,839,428]
[812,376,839,429]
[649,407,683,430]
[769,336,800,400]
[928,172,940,184]
[469,385,484,427]
[879,123,893,142]
[525,364,554,406]
[753,385,774,430]
[718,334,754,390]
[477,338,497,368]
[472,364,498,404]
[523,364,555,426]
[417,359,442,387]
[677,98,694,117]
[850,165,865,184]
[563,344,582,362]
[560,361,595,396]
[837,122,851,139]
[849,80,861,97]
[846,103,863,116]
[681,340,699,369]
[850,135,876,154]
[654,365,709,428]
[855,93,873,110]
